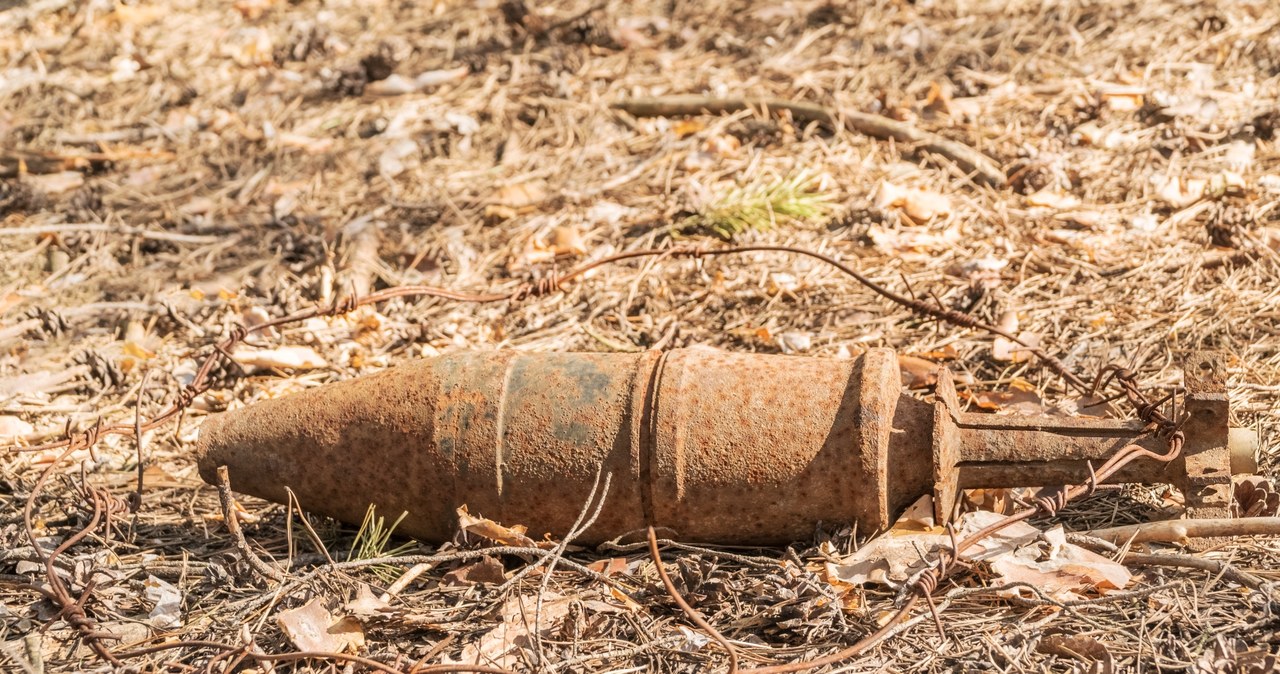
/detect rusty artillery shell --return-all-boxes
[197,348,935,544]
[196,348,1251,545]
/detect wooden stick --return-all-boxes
[0,223,221,245]
[216,466,285,583]
[1090,517,1280,544]
[612,95,1006,187]
[1122,552,1276,603]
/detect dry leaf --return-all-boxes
[222,28,274,67]
[914,344,958,361]
[611,22,654,49]
[365,74,418,97]
[777,331,812,354]
[823,495,945,588]
[0,292,24,316]
[492,182,546,209]
[1037,633,1114,669]
[586,558,630,577]
[683,151,717,172]
[608,586,644,612]
[0,415,35,439]
[276,598,365,653]
[143,575,183,628]
[953,256,1008,289]
[768,272,800,294]
[25,171,85,195]
[896,493,937,530]
[963,379,1044,414]
[672,119,704,137]
[585,201,634,226]
[1054,210,1106,228]
[921,80,952,115]
[989,526,1130,599]
[552,225,587,256]
[1072,122,1106,146]
[484,204,519,223]
[947,97,982,120]
[344,584,393,619]
[992,312,1040,363]
[825,556,892,588]
[456,505,537,547]
[1026,188,1082,210]
[443,556,508,586]
[233,0,276,20]
[1155,175,1206,208]
[704,134,740,158]
[875,180,953,221]
[898,355,940,389]
[867,224,960,255]
[962,488,1035,516]
[110,3,166,25]
[415,67,469,89]
[122,340,157,362]
[232,345,327,369]
[379,138,420,179]
[1099,86,1145,112]
[179,197,215,216]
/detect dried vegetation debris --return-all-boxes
[2,0,1280,671]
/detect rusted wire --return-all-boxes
[647,525,741,674]
[7,242,1173,671]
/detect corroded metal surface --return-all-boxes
[195,347,1250,545]
[197,348,908,544]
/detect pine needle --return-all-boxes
[347,504,414,581]
[682,171,835,238]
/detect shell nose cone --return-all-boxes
[193,412,229,483]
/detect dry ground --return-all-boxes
[3,0,1280,671]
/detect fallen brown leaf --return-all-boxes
[456,505,537,547]
[898,355,941,389]
[443,556,508,586]
[276,598,366,653]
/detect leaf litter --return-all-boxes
[2,0,1280,671]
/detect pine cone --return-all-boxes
[1234,476,1280,518]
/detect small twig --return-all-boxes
[215,466,285,583]
[545,635,684,673]
[0,223,222,244]
[531,470,612,667]
[538,0,608,36]
[380,562,433,602]
[1089,517,1280,544]
[129,370,153,514]
[612,96,1006,186]
[600,538,781,568]
[285,486,336,567]
[1122,552,1277,603]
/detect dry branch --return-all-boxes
[215,466,285,583]
[1090,517,1280,544]
[612,96,1006,186]
[1122,553,1277,604]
